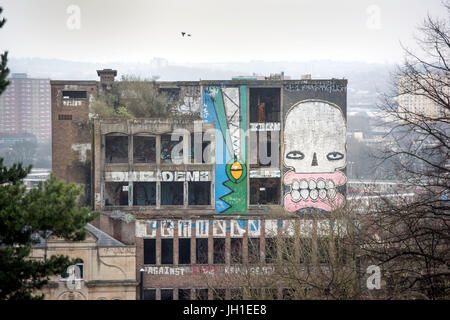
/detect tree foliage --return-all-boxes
[0,158,98,299]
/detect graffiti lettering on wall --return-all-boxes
[203,86,248,213]
[142,266,274,276]
[105,170,211,182]
[249,122,281,131]
[283,99,347,212]
[283,81,347,93]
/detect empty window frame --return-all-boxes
[62,90,87,99]
[190,133,211,163]
[105,135,128,163]
[317,238,330,264]
[178,289,191,300]
[143,289,156,300]
[161,182,184,206]
[58,114,72,120]
[298,238,312,264]
[196,238,208,264]
[195,289,208,300]
[161,134,183,163]
[144,239,156,265]
[230,238,243,264]
[104,182,128,206]
[265,238,277,263]
[161,289,173,301]
[133,182,156,206]
[178,238,191,265]
[133,136,156,163]
[249,88,280,123]
[248,238,261,264]
[213,238,226,264]
[161,239,174,264]
[281,237,295,262]
[250,178,280,205]
[188,182,211,205]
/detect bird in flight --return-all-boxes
[181,32,191,37]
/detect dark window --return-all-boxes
[133,182,156,206]
[265,288,278,300]
[230,288,243,300]
[282,288,297,300]
[104,182,128,206]
[213,238,226,264]
[161,182,184,205]
[265,238,277,263]
[230,238,242,264]
[195,289,208,300]
[250,178,280,205]
[247,288,262,300]
[335,238,347,264]
[58,114,72,120]
[62,90,87,99]
[105,136,128,163]
[144,239,156,264]
[161,134,183,163]
[178,238,191,265]
[178,289,191,300]
[133,136,156,163]
[161,289,173,301]
[213,289,226,300]
[188,182,211,205]
[143,289,156,300]
[299,238,312,263]
[196,238,208,264]
[249,88,280,123]
[161,239,173,264]
[318,238,330,264]
[248,238,260,264]
[282,237,295,262]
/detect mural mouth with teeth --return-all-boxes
[283,171,346,211]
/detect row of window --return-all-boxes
[144,237,346,266]
[143,287,293,300]
[104,181,211,206]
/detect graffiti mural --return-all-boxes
[283,99,347,212]
[203,86,248,213]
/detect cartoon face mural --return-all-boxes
[283,100,347,212]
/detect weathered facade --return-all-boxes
[51,73,347,299]
[30,224,136,300]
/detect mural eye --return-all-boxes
[286,151,305,160]
[326,152,344,161]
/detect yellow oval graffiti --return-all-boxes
[230,161,243,180]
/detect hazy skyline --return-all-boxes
[0,0,446,64]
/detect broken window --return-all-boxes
[104,182,128,206]
[143,289,156,300]
[248,238,260,264]
[196,238,208,264]
[249,130,279,167]
[188,182,211,205]
[133,182,156,206]
[190,133,211,163]
[212,289,226,300]
[230,238,242,264]
[105,135,128,163]
[265,238,277,263]
[133,136,156,163]
[144,239,156,264]
[178,238,191,265]
[213,238,226,264]
[178,289,191,300]
[161,289,173,300]
[195,289,208,300]
[62,90,87,99]
[161,134,183,163]
[250,178,280,205]
[249,88,280,123]
[161,182,184,206]
[161,239,173,264]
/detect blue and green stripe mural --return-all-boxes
[203,86,248,213]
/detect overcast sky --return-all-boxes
[0,0,446,64]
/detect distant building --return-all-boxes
[0,73,51,144]
[30,223,136,300]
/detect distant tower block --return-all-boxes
[97,69,117,91]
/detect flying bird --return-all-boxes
[181,32,192,37]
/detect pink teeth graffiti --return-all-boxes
[283,100,347,212]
